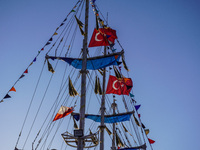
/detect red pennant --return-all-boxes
[148,138,155,144]
[138,114,141,118]
[88,28,117,47]
[10,87,16,92]
[106,75,133,95]
[24,69,28,73]
[41,48,44,51]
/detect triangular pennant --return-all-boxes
[71,9,76,12]
[10,87,16,92]
[60,23,64,27]
[94,76,98,94]
[47,59,55,73]
[69,77,78,97]
[75,15,85,35]
[134,105,141,111]
[53,32,58,35]
[45,42,51,46]
[97,77,102,95]
[145,129,150,135]
[41,48,44,51]
[129,93,134,97]
[122,54,129,71]
[0,100,4,103]
[4,94,11,99]
[24,69,28,73]
[138,114,141,118]
[19,74,25,79]
[33,57,37,62]
[148,138,155,144]
[142,123,146,129]
[49,37,53,41]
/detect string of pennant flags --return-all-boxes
[0,1,81,104]
[131,93,155,145]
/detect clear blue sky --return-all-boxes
[0,0,200,150]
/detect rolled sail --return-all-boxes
[72,111,133,123]
[46,51,123,70]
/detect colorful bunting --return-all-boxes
[24,69,28,74]
[75,15,85,35]
[33,57,36,62]
[142,123,146,129]
[148,138,155,144]
[69,77,78,97]
[4,94,11,99]
[53,32,58,35]
[10,87,16,92]
[47,59,55,73]
[45,42,51,46]
[60,23,64,27]
[134,105,141,111]
[145,129,150,135]
[19,74,25,79]
[129,93,134,97]
[49,37,53,41]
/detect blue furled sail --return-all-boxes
[72,111,133,123]
[118,144,147,150]
[46,51,123,70]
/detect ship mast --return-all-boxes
[77,0,89,149]
[99,46,107,150]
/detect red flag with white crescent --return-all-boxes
[88,28,117,47]
[106,75,133,95]
[53,106,74,121]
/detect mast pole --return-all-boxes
[100,46,107,150]
[111,98,116,150]
[77,0,89,149]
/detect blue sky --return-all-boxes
[0,0,200,150]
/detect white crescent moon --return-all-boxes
[112,80,119,90]
[95,33,103,41]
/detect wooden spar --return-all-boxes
[77,0,89,149]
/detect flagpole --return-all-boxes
[77,0,89,149]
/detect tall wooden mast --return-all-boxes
[77,0,89,149]
[100,46,107,150]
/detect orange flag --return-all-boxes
[10,87,16,92]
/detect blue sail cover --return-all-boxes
[47,51,123,70]
[72,111,133,123]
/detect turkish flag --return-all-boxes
[88,28,117,47]
[106,75,133,95]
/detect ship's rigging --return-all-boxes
[1,0,155,150]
